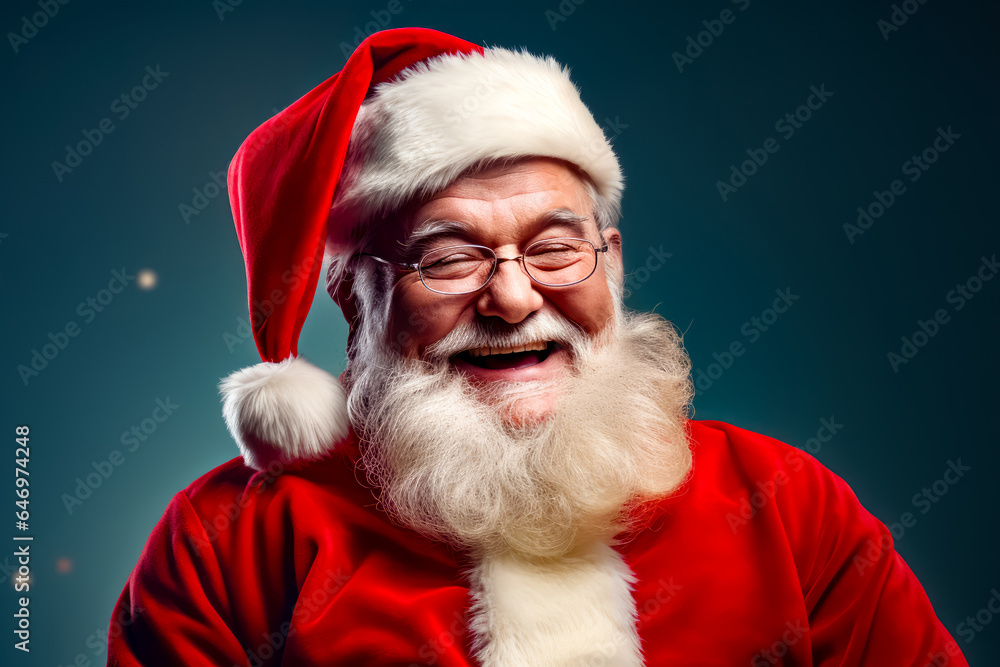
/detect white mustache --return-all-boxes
[423,311,587,363]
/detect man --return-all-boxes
[107,28,967,666]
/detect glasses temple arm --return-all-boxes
[354,252,419,271]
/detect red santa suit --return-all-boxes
[107,419,966,665]
[106,27,967,666]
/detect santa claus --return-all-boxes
[107,28,967,666]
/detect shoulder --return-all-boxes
[179,442,364,513]
[686,418,864,519]
[686,418,850,499]
[183,455,258,502]
[126,447,376,592]
[127,441,373,565]
[685,419,886,583]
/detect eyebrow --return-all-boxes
[401,208,592,258]
[402,220,474,257]
[536,208,591,238]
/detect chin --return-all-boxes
[499,390,560,427]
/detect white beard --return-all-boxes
[342,264,694,560]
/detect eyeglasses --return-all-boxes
[356,237,610,295]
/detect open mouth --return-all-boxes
[453,341,555,371]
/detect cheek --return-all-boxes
[389,288,466,358]
[549,281,615,335]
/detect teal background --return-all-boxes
[3,0,998,664]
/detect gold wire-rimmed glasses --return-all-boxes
[356,237,610,295]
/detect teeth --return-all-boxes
[466,341,550,357]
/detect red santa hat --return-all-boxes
[220,27,623,471]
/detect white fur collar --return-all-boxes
[467,542,644,667]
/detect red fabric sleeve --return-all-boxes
[107,492,250,667]
[785,447,967,665]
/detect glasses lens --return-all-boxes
[419,245,494,294]
[524,238,596,286]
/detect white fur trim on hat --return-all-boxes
[219,356,350,471]
[466,542,643,667]
[330,46,623,234]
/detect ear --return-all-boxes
[599,227,626,298]
[602,227,622,263]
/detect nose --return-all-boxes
[475,257,543,323]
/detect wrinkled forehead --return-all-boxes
[410,208,592,244]
[375,156,599,254]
